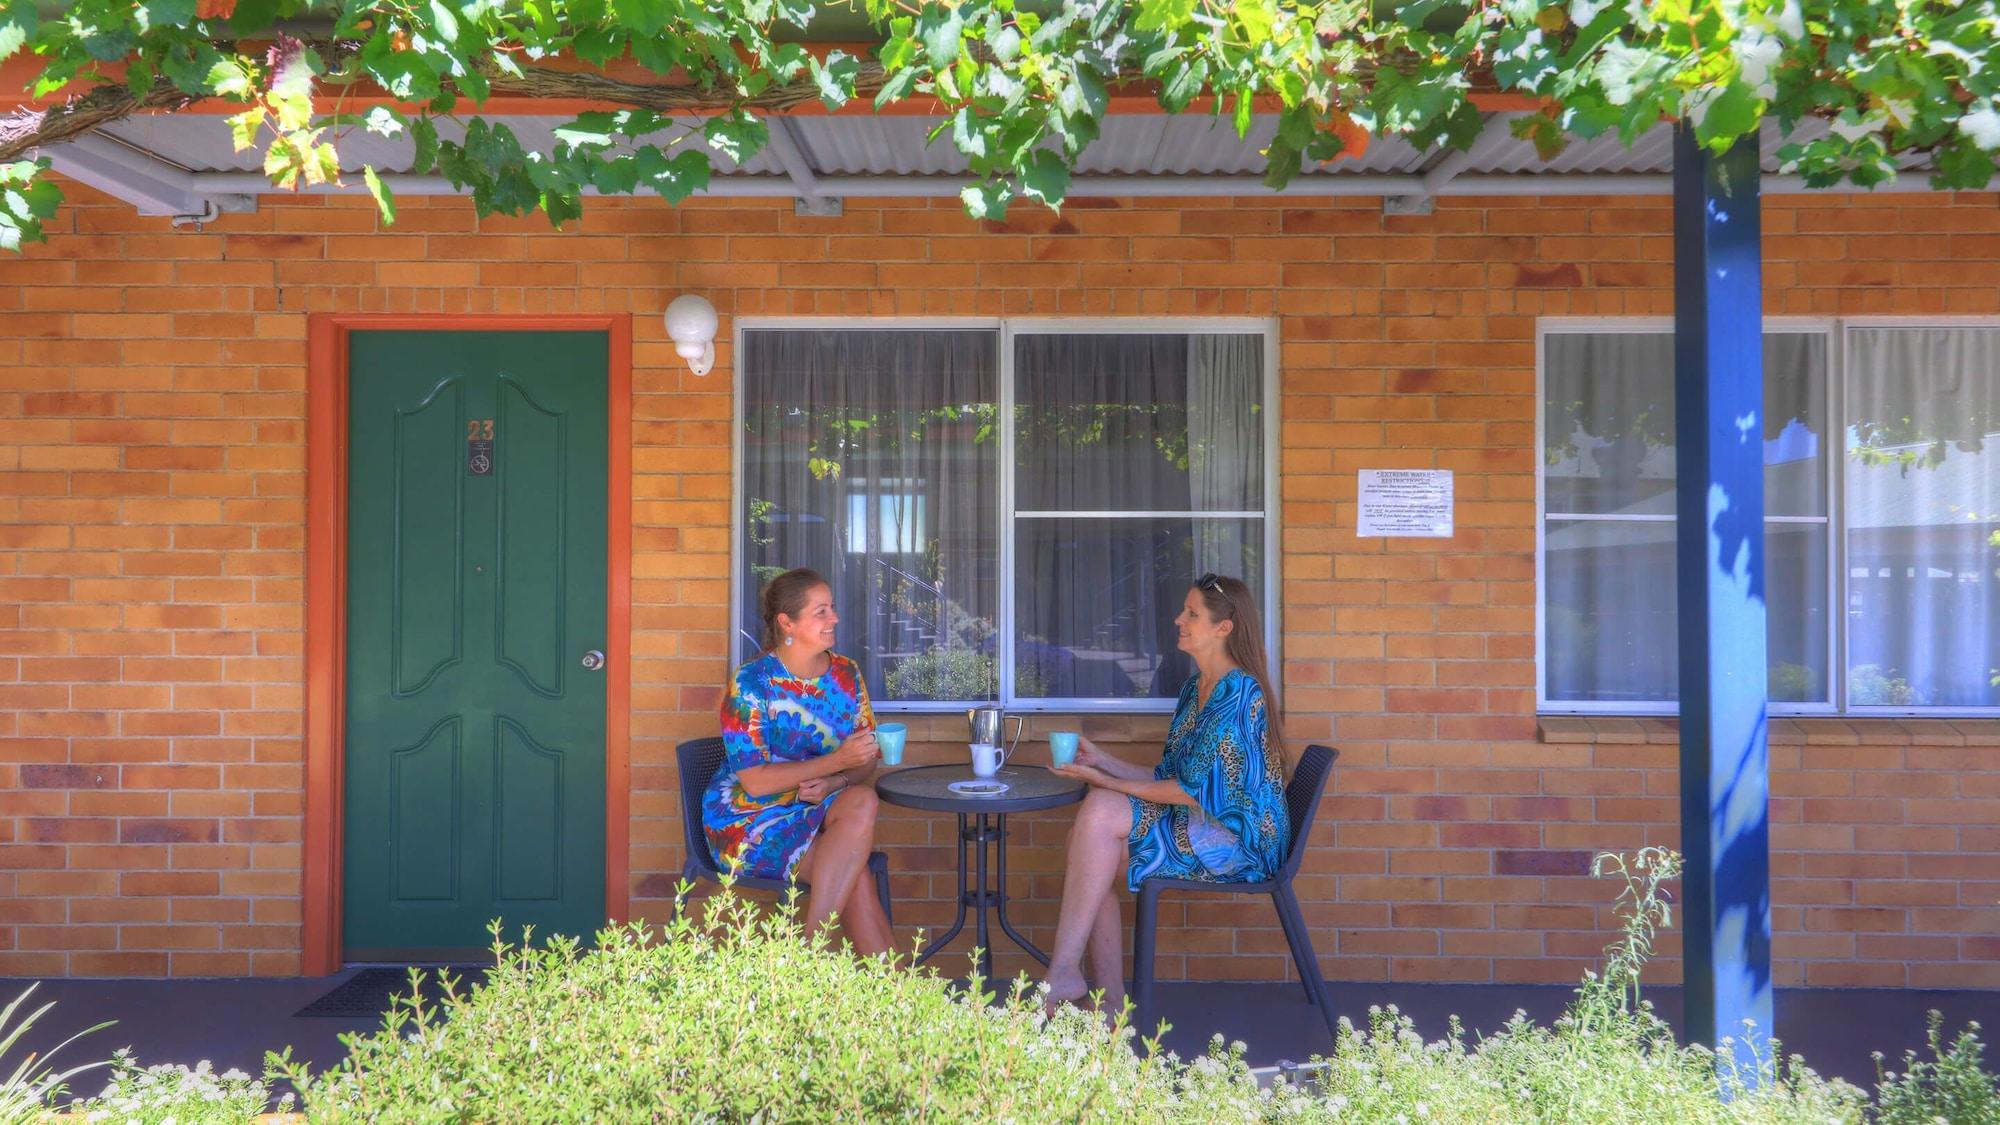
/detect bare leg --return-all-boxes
[836,866,893,958]
[1041,786,1133,1006]
[1085,893,1126,1015]
[796,785,881,946]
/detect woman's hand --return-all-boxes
[1074,736,1111,771]
[825,729,880,773]
[797,776,844,804]
[1052,761,1119,791]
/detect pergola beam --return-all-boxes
[763,117,842,216]
[42,133,254,220]
[1386,112,1531,214]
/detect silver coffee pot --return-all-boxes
[967,705,1024,756]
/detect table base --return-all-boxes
[914,811,1047,982]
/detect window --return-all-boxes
[1844,326,2000,710]
[738,321,1275,710]
[1539,319,2000,714]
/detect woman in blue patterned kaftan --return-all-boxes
[701,568,890,956]
[1040,574,1289,1014]
[1124,667,1287,889]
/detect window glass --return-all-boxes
[741,330,999,702]
[1845,327,2000,709]
[1013,332,1266,701]
[1015,517,1263,699]
[1540,330,1830,706]
[740,325,1273,708]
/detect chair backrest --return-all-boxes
[1277,743,1339,882]
[676,737,728,874]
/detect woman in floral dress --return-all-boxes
[703,568,890,955]
[1041,573,1290,1014]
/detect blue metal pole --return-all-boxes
[1672,123,1774,1077]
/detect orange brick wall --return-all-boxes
[2,182,1997,985]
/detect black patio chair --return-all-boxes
[1131,742,1340,1041]
[671,736,892,926]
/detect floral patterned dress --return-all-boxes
[1125,668,1289,891]
[703,651,874,881]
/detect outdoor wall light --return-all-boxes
[664,294,719,377]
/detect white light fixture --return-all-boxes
[663,294,719,377]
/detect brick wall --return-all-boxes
[1,182,1996,983]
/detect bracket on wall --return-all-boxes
[794,195,844,217]
[1382,112,1531,218]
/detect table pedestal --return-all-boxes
[916,812,1048,982]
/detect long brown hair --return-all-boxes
[759,567,829,651]
[1193,573,1284,759]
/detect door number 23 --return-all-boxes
[466,419,495,439]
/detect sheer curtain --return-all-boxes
[740,330,999,701]
[1013,333,1264,700]
[1188,334,1262,577]
[1846,328,2000,708]
[1540,331,1829,705]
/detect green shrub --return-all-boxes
[267,856,1997,1124]
[884,645,997,699]
[1301,849,1868,1124]
[1874,1014,2000,1125]
[69,1052,287,1124]
[1849,664,1921,706]
[270,888,1295,1123]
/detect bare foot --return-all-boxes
[1041,965,1088,1015]
[1094,989,1128,1023]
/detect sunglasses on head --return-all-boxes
[1197,573,1229,599]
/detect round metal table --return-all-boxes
[874,763,1085,981]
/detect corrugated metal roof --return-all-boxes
[98,114,783,176]
[89,111,1934,183]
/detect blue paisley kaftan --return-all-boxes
[702,651,874,881]
[1125,669,1290,892]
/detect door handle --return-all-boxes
[580,649,607,671]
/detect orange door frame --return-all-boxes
[303,314,634,976]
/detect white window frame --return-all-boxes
[1534,316,1839,716]
[733,316,1282,714]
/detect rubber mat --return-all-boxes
[293,966,487,1018]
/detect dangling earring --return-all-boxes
[783,635,794,647]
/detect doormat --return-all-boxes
[294,966,489,1018]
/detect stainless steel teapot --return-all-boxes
[967,705,1024,758]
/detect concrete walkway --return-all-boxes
[4,971,1990,1094]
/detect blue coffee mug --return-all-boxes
[875,723,908,766]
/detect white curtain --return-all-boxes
[1846,328,2000,708]
[1012,333,1264,699]
[1541,331,1829,704]
[740,329,998,701]
[1188,334,1263,581]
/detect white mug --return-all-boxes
[969,741,1008,778]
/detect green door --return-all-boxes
[343,330,608,957]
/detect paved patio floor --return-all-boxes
[4,971,1990,1097]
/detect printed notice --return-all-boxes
[1356,469,1453,538]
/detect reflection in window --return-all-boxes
[1013,333,1266,700]
[1540,330,1830,706]
[1845,327,2000,709]
[845,488,926,555]
[741,330,999,703]
[740,326,1274,708]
